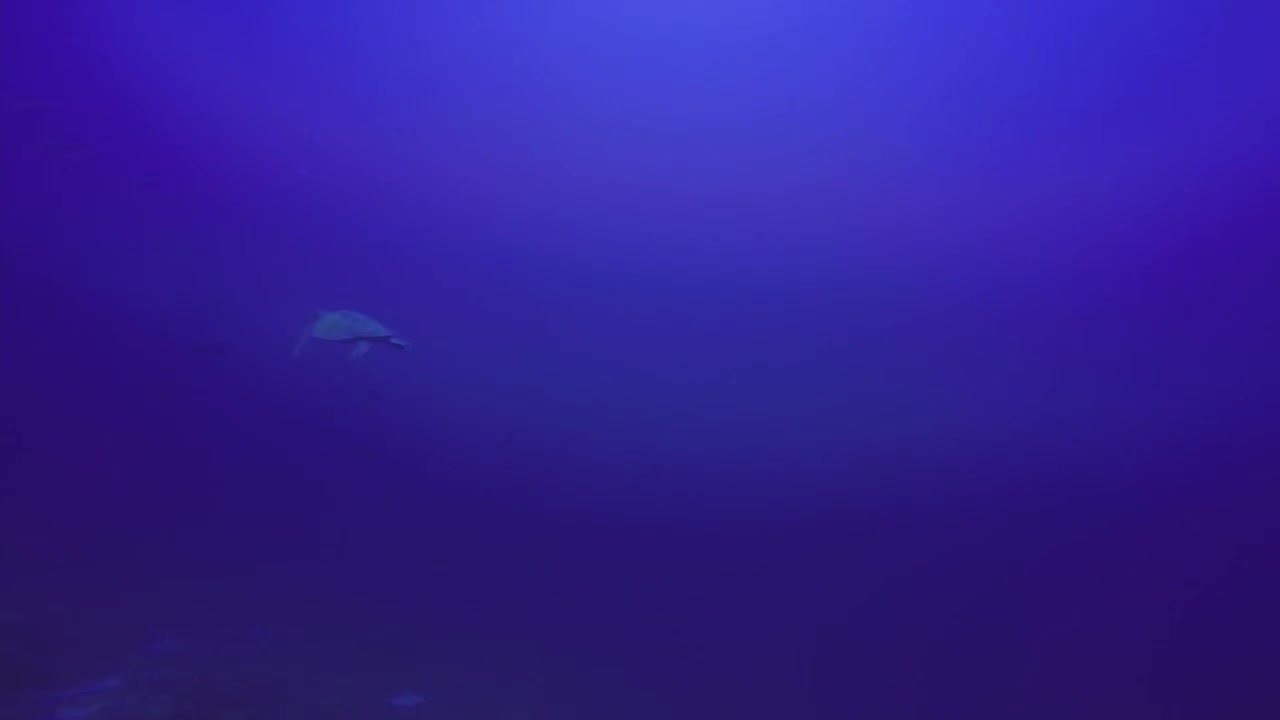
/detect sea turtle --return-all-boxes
[292,310,409,359]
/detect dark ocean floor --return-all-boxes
[2,606,563,720]
[0,572,567,720]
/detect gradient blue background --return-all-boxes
[2,2,1278,717]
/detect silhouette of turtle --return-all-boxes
[292,310,408,359]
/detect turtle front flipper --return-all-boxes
[350,340,371,359]
[291,324,314,358]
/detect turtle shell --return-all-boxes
[310,310,394,341]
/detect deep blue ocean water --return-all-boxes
[2,3,1278,718]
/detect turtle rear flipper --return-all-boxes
[350,340,371,359]
[388,336,409,349]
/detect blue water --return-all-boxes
[2,3,1278,718]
